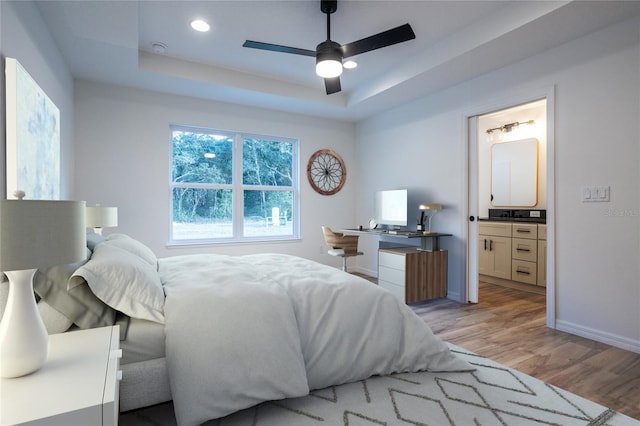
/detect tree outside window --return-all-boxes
[170,126,299,243]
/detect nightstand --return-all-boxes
[0,326,121,425]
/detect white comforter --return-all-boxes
[160,253,473,426]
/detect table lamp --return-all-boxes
[85,205,118,235]
[418,203,442,234]
[0,193,86,378]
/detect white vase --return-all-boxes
[0,269,49,378]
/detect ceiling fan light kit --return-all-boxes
[243,0,415,95]
[316,40,343,78]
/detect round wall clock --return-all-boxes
[306,149,346,195]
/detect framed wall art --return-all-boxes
[5,57,60,200]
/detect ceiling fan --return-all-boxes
[242,0,416,95]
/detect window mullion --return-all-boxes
[233,134,244,237]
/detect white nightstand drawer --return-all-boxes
[104,333,122,426]
[0,326,120,426]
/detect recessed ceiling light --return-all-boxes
[190,19,210,32]
[343,60,357,69]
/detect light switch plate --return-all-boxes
[582,185,610,202]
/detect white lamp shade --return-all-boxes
[85,206,118,228]
[0,200,87,271]
[0,199,86,377]
[419,203,442,211]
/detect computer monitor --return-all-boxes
[373,189,408,227]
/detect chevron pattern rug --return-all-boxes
[119,344,639,426]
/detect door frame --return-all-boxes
[463,86,556,328]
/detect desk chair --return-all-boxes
[322,226,364,272]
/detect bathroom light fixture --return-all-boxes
[190,19,210,32]
[486,120,534,137]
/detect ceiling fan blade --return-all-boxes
[324,77,341,95]
[243,40,316,57]
[341,23,415,58]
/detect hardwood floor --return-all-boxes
[409,282,640,420]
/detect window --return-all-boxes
[170,126,299,244]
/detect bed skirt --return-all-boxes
[120,357,172,412]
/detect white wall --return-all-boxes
[74,81,357,264]
[356,17,640,352]
[0,1,75,199]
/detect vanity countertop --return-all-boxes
[478,217,546,224]
[479,208,546,224]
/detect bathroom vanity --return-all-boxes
[478,209,546,292]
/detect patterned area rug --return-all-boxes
[120,345,639,426]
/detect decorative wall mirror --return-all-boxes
[491,138,538,207]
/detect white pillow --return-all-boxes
[104,234,157,268]
[72,243,164,323]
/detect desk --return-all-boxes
[343,229,452,251]
[343,229,451,303]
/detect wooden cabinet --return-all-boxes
[478,222,512,280]
[0,326,121,426]
[511,223,537,285]
[537,224,547,286]
[479,221,546,289]
[378,247,447,303]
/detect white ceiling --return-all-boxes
[36,0,640,122]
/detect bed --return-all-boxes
[1,233,636,426]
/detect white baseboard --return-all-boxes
[350,266,377,278]
[555,319,640,354]
[446,290,462,302]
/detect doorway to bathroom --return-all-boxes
[466,92,556,328]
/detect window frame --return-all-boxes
[169,125,300,246]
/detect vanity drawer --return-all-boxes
[478,222,512,237]
[512,223,537,239]
[512,238,537,262]
[512,260,537,285]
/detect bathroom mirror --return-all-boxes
[491,138,538,206]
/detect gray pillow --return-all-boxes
[86,232,106,251]
[33,248,116,329]
[72,244,164,323]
